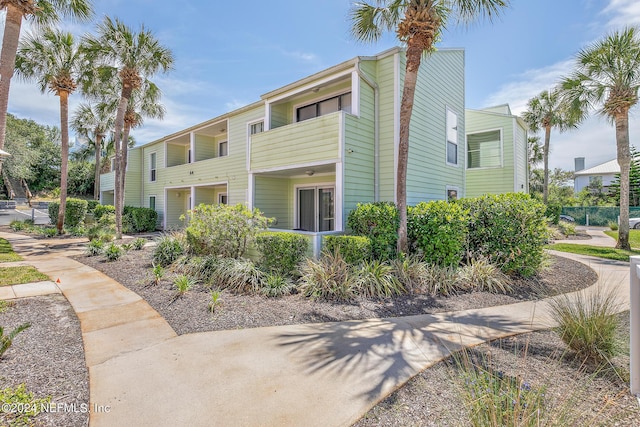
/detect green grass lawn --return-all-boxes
[0,266,49,286]
[604,229,640,249]
[0,238,22,262]
[548,243,640,261]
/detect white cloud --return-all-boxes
[604,0,640,27]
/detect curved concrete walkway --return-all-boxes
[554,226,618,247]
[0,232,630,427]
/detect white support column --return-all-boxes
[190,186,196,210]
[190,132,195,163]
[630,256,640,397]
[248,173,254,210]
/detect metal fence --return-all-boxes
[561,206,640,226]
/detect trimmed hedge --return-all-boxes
[255,231,309,276]
[93,204,115,222]
[86,200,100,213]
[347,202,398,260]
[460,193,547,277]
[323,235,372,264]
[408,201,468,267]
[123,206,157,233]
[48,198,88,228]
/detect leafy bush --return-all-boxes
[460,193,548,277]
[48,198,88,227]
[298,250,356,301]
[0,322,31,358]
[356,259,405,298]
[39,227,57,238]
[209,258,263,294]
[93,204,116,222]
[0,383,51,426]
[123,206,158,233]
[607,220,619,231]
[85,239,104,256]
[184,203,270,258]
[323,235,372,264]
[256,232,308,276]
[86,225,115,242]
[153,233,186,267]
[9,220,30,232]
[86,199,100,213]
[131,237,147,250]
[548,287,621,363]
[546,203,562,225]
[457,258,512,294]
[347,202,399,260]
[408,201,468,267]
[558,220,577,236]
[103,243,124,262]
[261,273,295,297]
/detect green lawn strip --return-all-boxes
[548,243,640,261]
[0,238,22,262]
[0,267,49,286]
[604,230,640,249]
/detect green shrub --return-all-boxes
[184,203,270,258]
[261,273,295,297]
[38,227,57,238]
[86,199,100,212]
[85,239,104,256]
[558,220,577,236]
[460,193,548,277]
[408,201,468,267]
[174,274,196,295]
[9,220,29,232]
[86,225,115,242]
[347,202,399,260]
[103,243,124,262]
[93,204,116,222]
[0,383,51,426]
[546,203,562,225]
[457,258,512,294]
[122,206,158,233]
[607,220,619,231]
[256,231,308,276]
[548,287,621,363]
[131,237,147,250]
[48,198,88,227]
[153,233,186,267]
[356,259,405,298]
[298,250,356,301]
[323,235,372,264]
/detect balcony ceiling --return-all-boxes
[257,163,335,178]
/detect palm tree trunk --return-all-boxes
[615,111,631,250]
[397,41,423,254]
[57,91,70,234]
[94,135,103,200]
[0,4,24,152]
[118,123,131,222]
[542,125,551,204]
[113,88,132,239]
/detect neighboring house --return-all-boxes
[101,46,493,250]
[574,158,619,193]
[464,104,528,198]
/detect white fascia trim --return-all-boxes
[351,70,360,117]
[337,113,345,231]
[163,188,167,229]
[164,181,229,190]
[393,52,400,203]
[266,69,354,104]
[190,132,195,164]
[248,172,254,210]
[250,159,340,175]
[513,118,519,192]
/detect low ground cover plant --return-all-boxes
[0,383,51,426]
[0,238,21,263]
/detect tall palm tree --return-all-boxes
[521,89,577,204]
[81,17,173,238]
[0,0,92,152]
[561,26,640,250]
[15,28,82,234]
[350,0,509,254]
[71,102,115,200]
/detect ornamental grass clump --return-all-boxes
[458,257,512,294]
[103,242,124,262]
[548,286,621,363]
[153,233,186,267]
[298,250,357,301]
[356,259,405,298]
[85,239,104,257]
[261,273,295,298]
[390,255,428,293]
[173,274,196,295]
[210,258,263,294]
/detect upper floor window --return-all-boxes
[446,108,458,166]
[218,141,228,157]
[250,121,264,135]
[149,152,157,182]
[467,130,502,169]
[296,92,352,122]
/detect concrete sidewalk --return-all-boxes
[554,226,617,247]
[0,232,630,427]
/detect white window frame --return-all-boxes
[149,195,156,211]
[218,192,228,205]
[293,91,352,123]
[293,182,336,232]
[249,120,264,136]
[149,152,157,182]
[218,140,228,158]
[446,186,460,201]
[446,107,459,167]
[466,128,503,170]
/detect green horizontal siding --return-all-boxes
[101,171,115,192]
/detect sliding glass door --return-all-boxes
[297,186,334,232]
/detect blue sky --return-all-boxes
[4,0,640,172]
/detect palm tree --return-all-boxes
[15,28,82,234]
[350,0,509,253]
[521,89,577,204]
[0,0,92,152]
[71,102,115,200]
[81,17,173,238]
[560,26,640,250]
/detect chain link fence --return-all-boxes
[561,206,640,226]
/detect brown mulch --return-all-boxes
[73,247,597,335]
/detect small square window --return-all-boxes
[149,196,156,211]
[218,193,228,205]
[250,121,264,135]
[149,153,157,182]
[218,141,228,157]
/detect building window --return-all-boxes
[446,187,459,201]
[218,141,228,157]
[149,152,156,182]
[297,186,334,232]
[467,130,502,169]
[250,121,264,135]
[149,196,156,211]
[218,193,228,205]
[446,108,458,165]
[296,92,352,122]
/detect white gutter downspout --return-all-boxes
[356,61,380,201]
